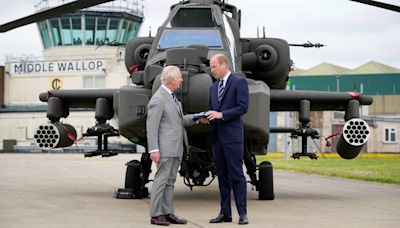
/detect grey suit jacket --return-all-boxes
[146,86,195,158]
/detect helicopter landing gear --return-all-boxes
[258,161,274,200]
[244,145,275,200]
[116,153,152,199]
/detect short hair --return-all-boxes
[160,65,181,85]
[212,53,229,66]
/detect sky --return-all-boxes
[0,0,399,70]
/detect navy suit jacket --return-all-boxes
[209,73,249,144]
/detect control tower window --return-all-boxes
[107,19,120,42]
[131,22,140,37]
[36,6,142,48]
[61,18,72,46]
[38,22,52,48]
[71,17,82,45]
[96,18,108,45]
[118,20,128,43]
[85,17,96,45]
[171,8,216,27]
[50,19,62,46]
[119,21,140,43]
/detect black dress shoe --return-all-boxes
[165,214,187,224]
[239,214,249,225]
[209,214,232,223]
[151,215,170,226]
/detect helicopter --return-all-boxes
[3,0,397,200]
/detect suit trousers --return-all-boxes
[214,140,247,216]
[150,157,181,217]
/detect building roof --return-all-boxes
[345,61,400,75]
[289,67,305,76]
[289,61,400,77]
[295,62,350,76]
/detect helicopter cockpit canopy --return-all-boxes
[158,5,222,50]
[158,29,223,49]
[146,2,237,69]
[170,7,217,27]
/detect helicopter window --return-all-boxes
[158,29,222,49]
[170,8,216,27]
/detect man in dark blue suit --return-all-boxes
[205,53,249,225]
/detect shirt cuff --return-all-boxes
[149,149,159,153]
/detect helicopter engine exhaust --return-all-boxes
[34,123,77,150]
[336,118,370,159]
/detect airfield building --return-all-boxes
[276,62,400,155]
[0,0,144,152]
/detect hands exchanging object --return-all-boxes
[151,111,220,164]
[194,110,223,124]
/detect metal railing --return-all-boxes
[34,0,144,17]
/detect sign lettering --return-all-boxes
[11,60,105,74]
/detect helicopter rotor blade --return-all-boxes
[0,0,113,33]
[350,0,400,13]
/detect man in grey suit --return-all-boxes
[146,65,196,226]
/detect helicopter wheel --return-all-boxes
[258,161,274,200]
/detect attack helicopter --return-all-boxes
[4,0,393,200]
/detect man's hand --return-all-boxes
[206,110,223,121]
[197,117,210,124]
[150,151,160,164]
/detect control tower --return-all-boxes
[34,0,144,49]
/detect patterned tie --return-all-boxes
[218,79,224,102]
[171,93,181,113]
[172,93,178,104]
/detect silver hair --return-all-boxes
[160,65,180,85]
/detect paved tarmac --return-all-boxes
[0,153,399,228]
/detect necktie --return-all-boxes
[171,93,181,113]
[172,93,178,104]
[218,80,224,102]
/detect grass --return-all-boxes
[256,153,400,185]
